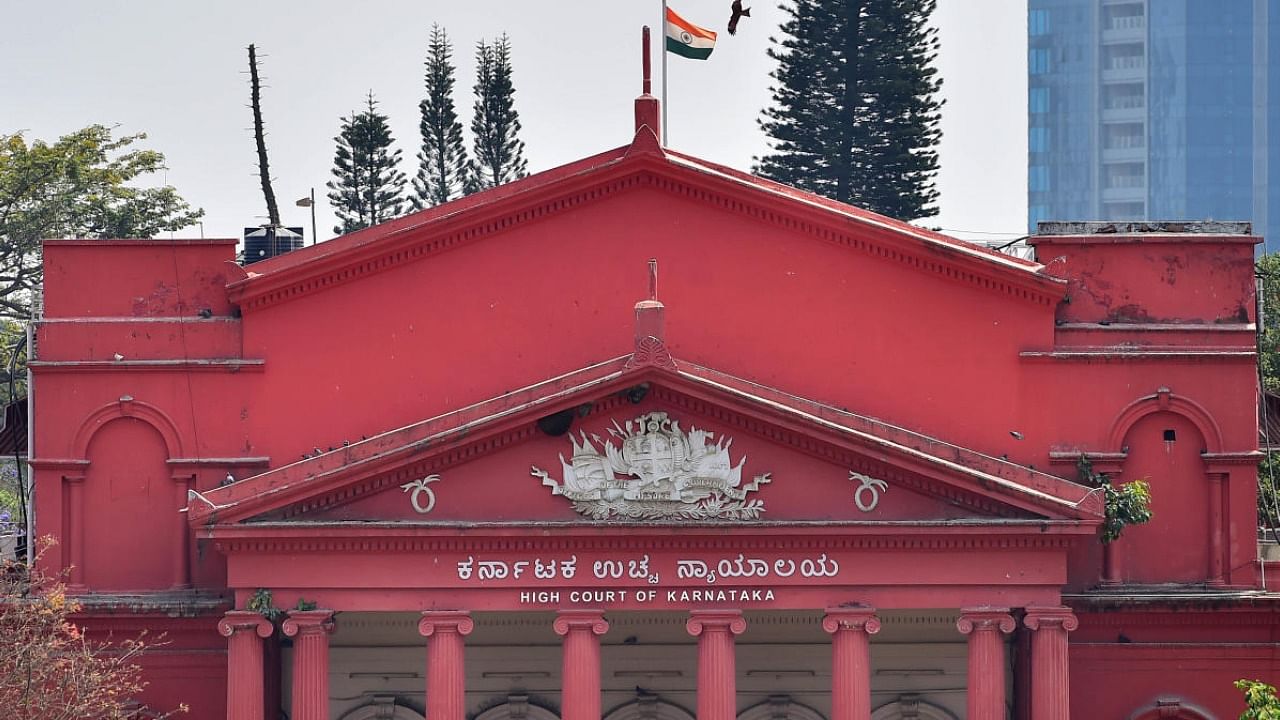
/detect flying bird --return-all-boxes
[728,0,751,35]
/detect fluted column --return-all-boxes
[957,608,1015,720]
[218,611,274,720]
[686,610,746,720]
[282,610,335,720]
[823,607,880,720]
[419,611,474,720]
[554,610,609,720]
[1023,606,1077,720]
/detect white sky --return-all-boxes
[0,1,1028,245]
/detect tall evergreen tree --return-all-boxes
[326,92,408,234]
[412,25,474,209]
[756,0,943,220]
[470,35,528,190]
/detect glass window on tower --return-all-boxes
[1030,48,1051,74]
[1029,9,1050,36]
[1029,165,1051,192]
[1030,127,1050,153]
[1029,87,1050,114]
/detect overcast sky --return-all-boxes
[0,1,1028,245]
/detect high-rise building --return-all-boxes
[1028,1,1279,250]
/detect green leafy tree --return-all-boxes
[0,126,203,320]
[755,0,943,220]
[470,35,528,190]
[1236,679,1280,720]
[412,25,475,209]
[326,93,408,235]
[1078,456,1153,543]
[1257,253,1280,530]
[1,539,187,719]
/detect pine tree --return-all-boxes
[326,92,408,235]
[756,0,943,220]
[412,25,474,209]
[470,35,528,190]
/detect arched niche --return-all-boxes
[604,692,696,720]
[738,696,826,720]
[1106,388,1222,454]
[71,397,184,459]
[81,416,173,589]
[1116,409,1211,584]
[474,694,561,720]
[337,695,425,720]
[869,696,957,720]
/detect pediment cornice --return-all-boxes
[188,356,1102,530]
[225,152,1066,314]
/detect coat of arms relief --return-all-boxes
[531,411,772,520]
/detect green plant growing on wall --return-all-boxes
[1235,679,1280,719]
[294,598,318,612]
[1078,456,1153,544]
[246,588,282,621]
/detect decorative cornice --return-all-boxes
[27,458,91,472]
[168,457,271,469]
[1020,350,1254,362]
[29,358,265,374]
[209,529,1078,555]
[229,159,1064,314]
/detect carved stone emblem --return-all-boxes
[849,471,888,512]
[531,411,771,520]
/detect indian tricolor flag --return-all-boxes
[666,6,717,60]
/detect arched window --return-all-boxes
[737,695,826,720]
[474,694,561,720]
[1129,698,1216,720]
[869,696,958,720]
[603,691,695,720]
[337,696,426,720]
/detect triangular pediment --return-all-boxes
[189,355,1102,531]
[223,138,1065,316]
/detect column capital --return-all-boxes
[554,609,610,636]
[419,610,474,637]
[282,609,336,638]
[1023,605,1079,632]
[218,610,274,639]
[686,609,746,636]
[822,606,881,635]
[957,607,1015,635]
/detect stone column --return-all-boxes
[554,610,609,720]
[823,607,880,720]
[957,608,1015,720]
[282,610,335,720]
[1023,606,1077,720]
[218,611,274,720]
[170,473,193,588]
[686,610,746,720]
[64,474,86,590]
[419,611,474,720]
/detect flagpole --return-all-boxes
[661,0,668,145]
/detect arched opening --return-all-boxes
[738,696,826,720]
[475,695,561,720]
[869,696,958,720]
[1117,411,1210,584]
[603,692,696,720]
[81,417,174,589]
[336,696,425,720]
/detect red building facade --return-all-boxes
[29,88,1280,719]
